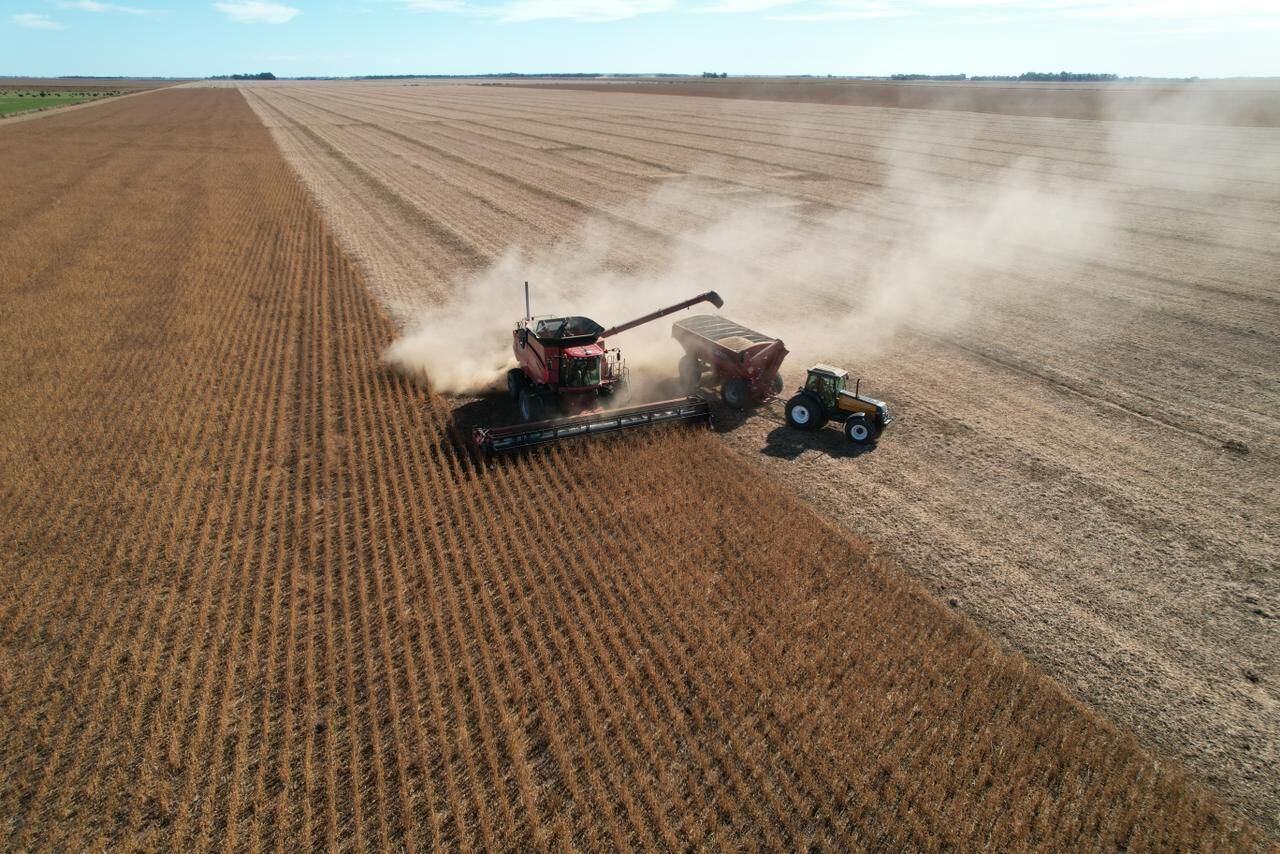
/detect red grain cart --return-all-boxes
[672,315,788,409]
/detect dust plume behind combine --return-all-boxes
[385,165,1117,395]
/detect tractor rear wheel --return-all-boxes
[721,378,750,410]
[785,393,826,431]
[518,387,544,423]
[678,354,702,392]
[507,368,527,400]
[844,415,877,445]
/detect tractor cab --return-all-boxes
[804,364,847,410]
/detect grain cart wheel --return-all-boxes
[721,378,750,410]
[518,387,544,423]
[785,393,826,431]
[771,373,784,395]
[507,368,526,400]
[678,354,702,392]
[844,415,877,445]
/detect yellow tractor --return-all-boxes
[784,364,892,445]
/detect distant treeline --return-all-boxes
[885,72,1126,82]
[209,72,277,80]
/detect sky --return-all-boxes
[2,0,1278,78]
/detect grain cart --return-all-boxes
[784,364,892,445]
[672,315,788,409]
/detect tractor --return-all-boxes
[784,364,892,445]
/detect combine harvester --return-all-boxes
[473,284,724,454]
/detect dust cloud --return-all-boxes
[385,91,1274,397]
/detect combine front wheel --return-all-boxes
[507,368,527,400]
[518,387,544,422]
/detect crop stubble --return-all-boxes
[0,87,1267,848]
[239,81,1278,835]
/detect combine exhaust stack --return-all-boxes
[474,396,711,455]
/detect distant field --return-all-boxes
[0,92,93,117]
[503,77,1280,126]
[0,79,179,118]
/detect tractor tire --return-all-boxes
[678,354,702,392]
[844,415,878,445]
[518,387,544,423]
[507,368,526,400]
[785,393,826,431]
[721,378,750,410]
[770,373,784,395]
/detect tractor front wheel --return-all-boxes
[518,387,545,423]
[785,393,826,431]
[844,415,878,445]
[678,354,702,392]
[721,378,750,410]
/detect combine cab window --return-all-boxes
[561,356,602,389]
[805,372,842,408]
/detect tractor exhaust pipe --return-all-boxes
[524,281,531,321]
[599,290,724,339]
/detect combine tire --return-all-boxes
[678,354,702,392]
[507,368,526,400]
[844,415,877,445]
[785,393,826,431]
[518,387,544,423]
[721,378,750,410]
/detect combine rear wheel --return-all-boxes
[678,354,702,392]
[721,378,750,409]
[785,393,826,431]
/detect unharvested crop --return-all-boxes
[0,87,1268,849]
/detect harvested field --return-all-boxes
[0,86,1267,849]
[235,80,1280,834]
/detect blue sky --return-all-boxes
[3,0,1278,78]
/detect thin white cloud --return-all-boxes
[214,0,301,23]
[766,0,1280,24]
[13,11,66,27]
[700,0,805,13]
[403,0,673,20]
[493,0,674,21]
[57,0,152,13]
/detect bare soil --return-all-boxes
[240,80,1280,835]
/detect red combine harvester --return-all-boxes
[672,315,788,408]
[473,284,725,454]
